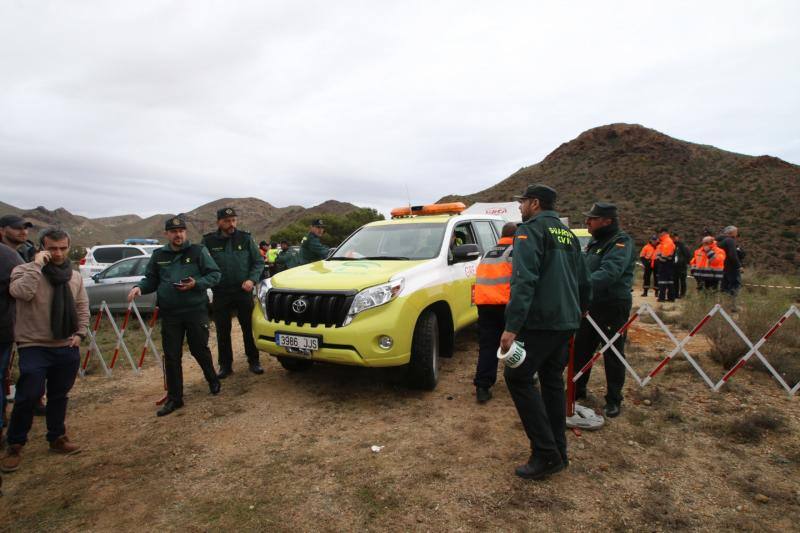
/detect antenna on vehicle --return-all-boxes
[405,184,412,210]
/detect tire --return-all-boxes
[406,310,440,390]
[277,356,314,372]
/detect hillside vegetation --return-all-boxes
[442,124,800,273]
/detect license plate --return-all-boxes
[275,333,320,352]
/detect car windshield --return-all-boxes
[331,222,446,260]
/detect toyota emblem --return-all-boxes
[292,298,308,314]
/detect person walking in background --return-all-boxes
[672,232,691,299]
[1,228,88,473]
[128,216,222,417]
[501,184,591,481]
[654,228,676,302]
[472,222,517,404]
[573,203,635,418]
[639,235,658,296]
[202,208,265,378]
[0,240,23,446]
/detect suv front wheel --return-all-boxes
[406,310,440,390]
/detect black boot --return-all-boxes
[515,452,565,480]
[209,379,221,395]
[217,367,233,379]
[248,362,264,375]
[156,399,184,417]
[476,387,492,404]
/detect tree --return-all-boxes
[270,208,384,247]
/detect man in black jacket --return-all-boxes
[573,203,635,418]
[716,226,741,297]
[0,242,23,445]
[672,232,691,299]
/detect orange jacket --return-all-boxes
[474,237,513,305]
[640,243,656,261]
[690,243,726,278]
[653,234,676,266]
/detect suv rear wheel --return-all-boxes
[276,356,314,372]
[406,310,440,390]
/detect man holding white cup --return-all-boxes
[500,184,592,481]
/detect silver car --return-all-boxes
[85,256,214,313]
[85,256,156,313]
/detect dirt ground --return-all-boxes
[2,294,799,532]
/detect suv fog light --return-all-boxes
[378,335,394,349]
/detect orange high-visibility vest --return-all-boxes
[690,244,726,279]
[653,235,676,266]
[474,237,514,305]
[640,243,656,261]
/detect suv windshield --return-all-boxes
[331,223,446,260]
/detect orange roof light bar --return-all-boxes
[391,202,466,218]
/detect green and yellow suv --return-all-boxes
[252,205,505,389]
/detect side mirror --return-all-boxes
[91,273,101,283]
[453,244,481,263]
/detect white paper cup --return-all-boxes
[497,341,526,368]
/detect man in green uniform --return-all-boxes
[274,240,293,273]
[202,207,264,377]
[128,216,222,417]
[500,184,592,481]
[573,203,635,418]
[298,219,330,265]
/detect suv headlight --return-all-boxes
[257,278,272,319]
[344,278,404,325]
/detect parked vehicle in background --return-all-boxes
[85,255,214,313]
[79,243,160,279]
[85,256,156,312]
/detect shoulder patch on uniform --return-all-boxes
[516,235,528,240]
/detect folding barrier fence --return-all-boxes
[80,300,161,378]
[567,303,800,415]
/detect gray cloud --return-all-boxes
[1,1,798,219]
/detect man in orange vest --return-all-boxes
[654,227,676,302]
[473,222,517,403]
[690,236,726,290]
[639,235,658,297]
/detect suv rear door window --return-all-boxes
[473,221,498,252]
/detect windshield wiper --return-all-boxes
[360,256,410,260]
[328,257,356,260]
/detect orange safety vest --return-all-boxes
[640,243,656,261]
[690,244,726,279]
[474,237,513,305]
[653,235,676,266]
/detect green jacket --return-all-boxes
[201,229,262,293]
[505,211,592,333]
[584,224,635,306]
[298,232,330,265]
[136,242,221,316]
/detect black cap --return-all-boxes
[311,218,325,227]
[165,216,187,230]
[0,215,33,229]
[217,207,237,220]
[513,184,557,205]
[583,202,618,219]
[259,240,268,246]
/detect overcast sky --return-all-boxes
[1,1,798,219]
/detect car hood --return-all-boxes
[270,260,428,291]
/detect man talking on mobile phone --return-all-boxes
[128,216,222,417]
[1,228,89,474]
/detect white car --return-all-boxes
[79,244,160,279]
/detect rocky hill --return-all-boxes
[441,123,800,272]
[3,197,361,247]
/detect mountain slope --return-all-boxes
[441,123,800,272]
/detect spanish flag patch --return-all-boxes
[516,235,528,240]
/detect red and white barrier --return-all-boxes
[571,302,800,396]
[80,300,160,378]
